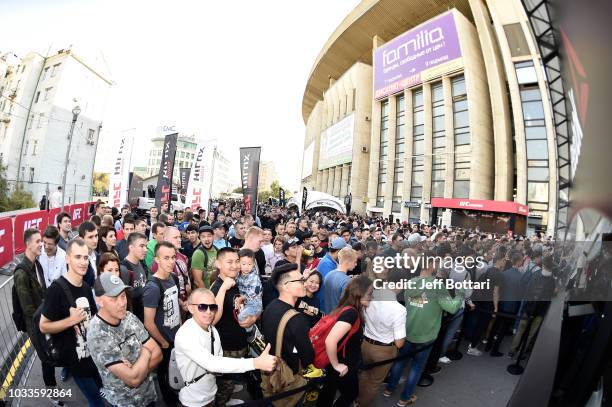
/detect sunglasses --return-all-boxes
[284,277,307,285]
[192,303,219,313]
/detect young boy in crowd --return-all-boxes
[237,249,263,334]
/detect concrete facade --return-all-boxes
[300,0,558,235]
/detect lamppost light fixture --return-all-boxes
[72,105,81,116]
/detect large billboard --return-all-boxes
[319,113,354,170]
[373,11,462,100]
[302,142,314,179]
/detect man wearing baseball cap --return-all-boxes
[88,272,162,407]
[316,236,347,312]
[212,221,230,250]
[191,225,218,288]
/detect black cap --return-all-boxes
[212,221,226,230]
[282,237,300,252]
[198,225,214,235]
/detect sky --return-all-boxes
[1,0,361,192]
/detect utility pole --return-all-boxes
[61,105,81,208]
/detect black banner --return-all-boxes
[239,147,261,216]
[301,187,308,211]
[179,168,191,195]
[155,133,178,212]
[279,187,285,206]
[127,173,143,209]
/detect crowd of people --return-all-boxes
[12,198,570,407]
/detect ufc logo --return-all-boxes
[25,218,43,230]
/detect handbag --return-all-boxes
[260,309,307,407]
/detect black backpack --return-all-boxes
[11,283,27,332]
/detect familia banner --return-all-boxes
[373,11,462,100]
[108,133,134,209]
[239,147,261,216]
[185,141,215,212]
[155,132,178,212]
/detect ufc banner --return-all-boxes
[14,210,49,254]
[179,168,191,195]
[185,141,215,212]
[0,217,13,268]
[239,147,261,216]
[69,203,86,228]
[155,132,178,212]
[108,133,134,209]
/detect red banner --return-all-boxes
[431,198,528,215]
[69,203,86,227]
[48,207,62,226]
[14,210,49,254]
[0,217,14,268]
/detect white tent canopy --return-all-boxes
[286,190,346,215]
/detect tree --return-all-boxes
[93,172,109,196]
[232,187,243,194]
[257,180,291,203]
[0,157,35,212]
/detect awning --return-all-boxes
[285,191,346,215]
[431,198,528,215]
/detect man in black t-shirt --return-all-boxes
[262,264,314,393]
[40,238,103,405]
[210,247,256,406]
[229,220,246,249]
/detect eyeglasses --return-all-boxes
[284,277,306,285]
[192,303,219,312]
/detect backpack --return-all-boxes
[196,245,217,271]
[168,327,216,391]
[308,306,361,369]
[11,280,27,332]
[32,278,76,367]
[121,259,150,287]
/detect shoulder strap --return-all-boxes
[197,245,209,269]
[275,309,299,357]
[56,277,76,307]
[152,277,164,308]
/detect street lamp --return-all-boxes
[61,105,81,208]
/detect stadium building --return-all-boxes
[300,0,560,236]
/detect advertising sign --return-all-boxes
[431,197,528,215]
[319,113,355,170]
[155,133,178,212]
[373,11,462,99]
[186,141,215,212]
[0,217,13,268]
[48,207,62,225]
[239,147,261,216]
[108,134,134,209]
[14,210,49,254]
[69,203,86,227]
[179,168,191,195]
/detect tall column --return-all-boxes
[383,97,397,217]
[333,166,342,197]
[340,164,349,198]
[327,168,334,195]
[421,82,433,223]
[316,170,323,191]
[401,89,414,221]
[443,76,455,198]
[321,169,329,194]
[367,99,382,210]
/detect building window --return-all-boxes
[21,65,26,73]
[37,113,44,128]
[32,140,38,156]
[42,67,49,80]
[454,149,471,199]
[20,167,25,181]
[51,63,61,77]
[352,88,356,112]
[28,114,34,129]
[452,76,469,146]
[392,94,405,213]
[35,91,41,103]
[24,141,29,156]
[44,87,52,101]
[504,23,530,57]
[409,89,424,220]
[515,61,538,85]
[376,100,389,207]
[87,129,95,145]
[29,167,34,183]
[431,81,445,198]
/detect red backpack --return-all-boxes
[309,306,361,368]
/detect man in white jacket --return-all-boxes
[174,288,277,407]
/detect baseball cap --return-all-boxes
[407,233,427,244]
[282,237,300,252]
[94,272,129,297]
[198,225,214,235]
[329,236,347,250]
[212,221,226,230]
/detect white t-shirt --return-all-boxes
[363,289,406,344]
[39,247,67,287]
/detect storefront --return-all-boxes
[431,198,528,235]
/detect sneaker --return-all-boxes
[481,338,488,345]
[303,364,324,379]
[467,345,483,356]
[429,365,442,375]
[439,356,451,364]
[226,399,244,406]
[232,384,244,394]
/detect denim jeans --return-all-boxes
[73,375,104,407]
[386,340,434,400]
[440,308,464,356]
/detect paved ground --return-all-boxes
[14,338,521,406]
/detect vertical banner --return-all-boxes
[185,141,215,212]
[279,187,285,207]
[0,217,14,268]
[108,134,134,209]
[155,133,178,212]
[179,168,191,195]
[302,187,308,212]
[239,147,261,216]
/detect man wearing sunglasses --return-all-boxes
[175,288,277,407]
[88,272,162,407]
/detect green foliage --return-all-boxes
[0,158,36,212]
[232,187,243,193]
[93,172,109,195]
[257,180,292,202]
